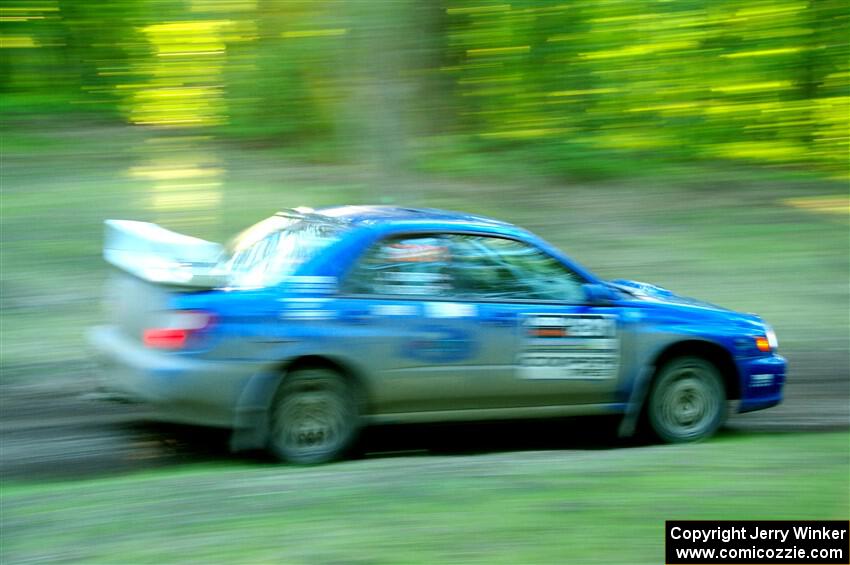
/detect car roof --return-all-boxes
[274,205,537,247]
[276,205,515,232]
[315,205,510,226]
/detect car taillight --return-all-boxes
[143,310,215,350]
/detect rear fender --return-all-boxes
[229,352,370,452]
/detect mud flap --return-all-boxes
[229,370,283,452]
[617,365,655,437]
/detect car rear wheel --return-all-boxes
[647,356,726,443]
[268,368,359,464]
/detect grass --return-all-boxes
[2,431,848,563]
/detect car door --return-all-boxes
[444,234,624,408]
[334,234,516,415]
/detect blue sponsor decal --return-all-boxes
[402,324,475,363]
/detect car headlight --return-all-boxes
[755,325,779,352]
[765,325,778,351]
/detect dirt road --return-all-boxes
[1,351,846,481]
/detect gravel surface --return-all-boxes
[1,350,847,481]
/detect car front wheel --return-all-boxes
[268,368,359,464]
[647,356,727,443]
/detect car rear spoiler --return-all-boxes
[103,220,227,289]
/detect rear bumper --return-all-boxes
[737,353,786,413]
[87,326,263,428]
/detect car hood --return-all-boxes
[609,279,736,313]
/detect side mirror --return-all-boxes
[583,283,618,305]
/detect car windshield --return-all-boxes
[223,214,347,288]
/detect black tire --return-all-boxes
[646,356,727,443]
[268,368,359,464]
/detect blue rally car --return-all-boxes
[88,206,786,463]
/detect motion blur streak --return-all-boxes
[2,0,847,179]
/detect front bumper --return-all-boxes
[737,353,786,413]
[87,325,264,428]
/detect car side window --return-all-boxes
[344,235,453,296]
[447,235,586,302]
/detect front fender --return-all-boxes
[616,304,749,436]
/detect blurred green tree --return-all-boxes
[1,0,847,179]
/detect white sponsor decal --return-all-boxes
[518,313,619,380]
[517,352,617,380]
[425,302,477,318]
[372,304,419,317]
[750,374,774,387]
[284,276,338,294]
[279,297,335,320]
[280,310,335,320]
[525,314,616,338]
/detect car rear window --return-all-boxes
[224,214,347,288]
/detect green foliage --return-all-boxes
[443,0,849,176]
[1,0,847,178]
